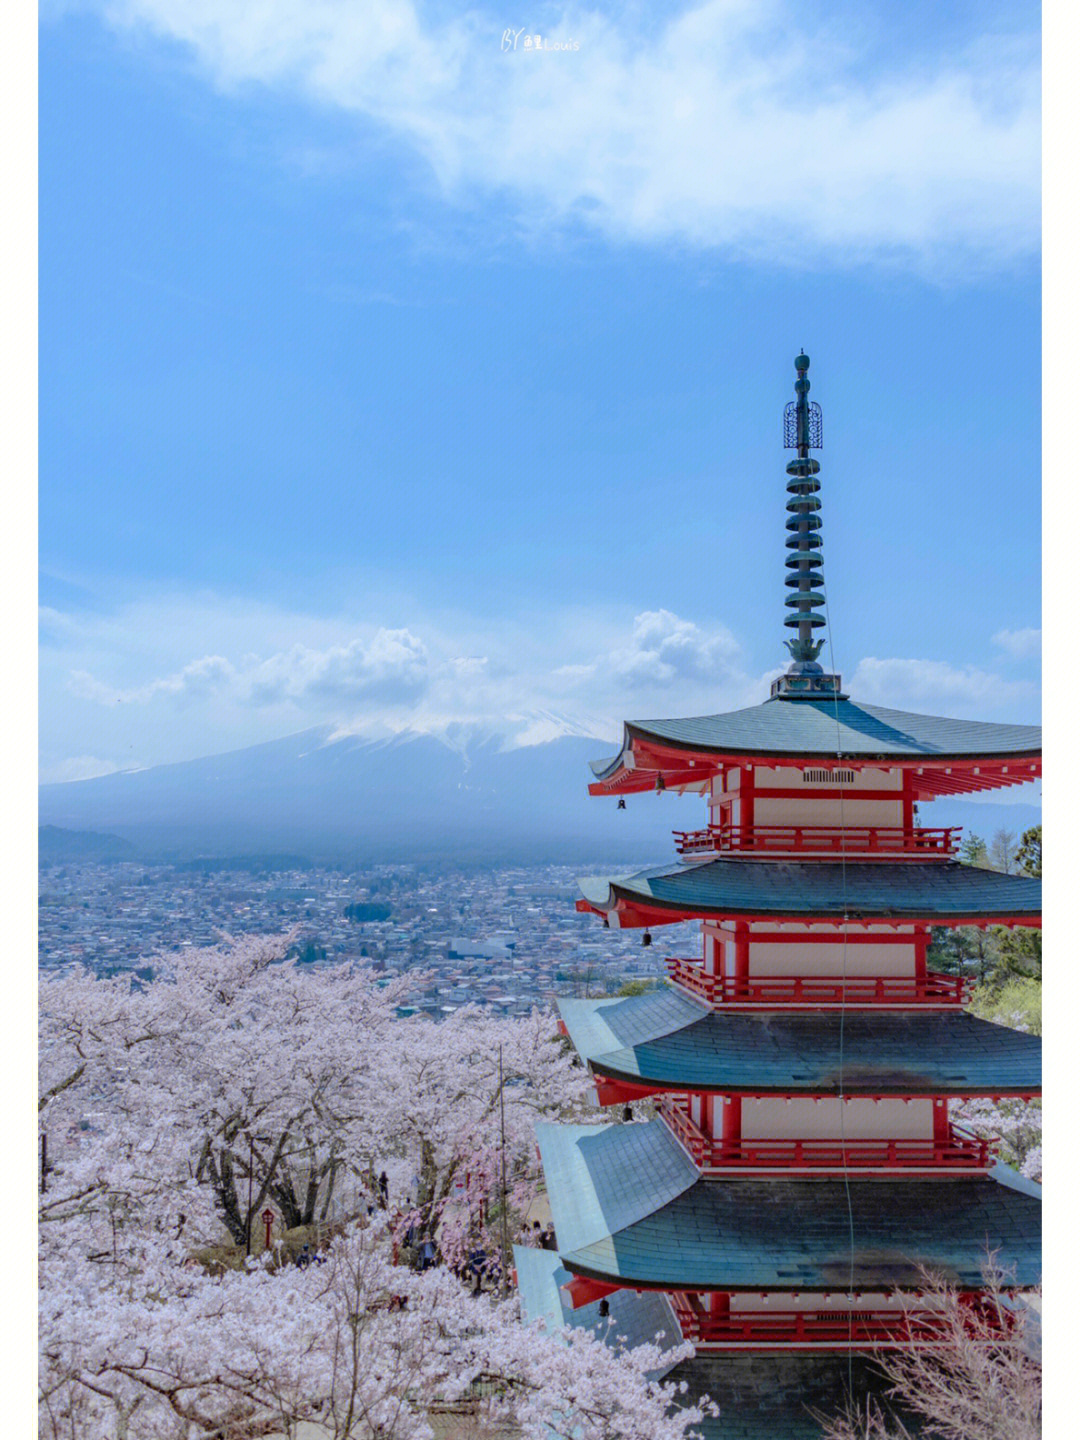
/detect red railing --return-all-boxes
[665,957,969,1008]
[673,823,960,859]
[658,1095,995,1172]
[669,1295,948,1347]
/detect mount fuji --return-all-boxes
[39,712,1040,865]
[38,715,680,863]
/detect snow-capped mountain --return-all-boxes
[38,719,679,862]
[39,714,1041,864]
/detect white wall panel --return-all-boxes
[753,796,904,827]
[748,942,915,977]
[740,1097,934,1141]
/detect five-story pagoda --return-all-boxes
[515,354,1042,1437]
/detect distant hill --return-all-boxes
[38,723,678,864]
[39,825,138,863]
[172,854,319,874]
[37,722,1040,866]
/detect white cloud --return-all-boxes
[55,605,743,720]
[848,656,1037,714]
[83,0,1039,271]
[41,594,1041,774]
[68,654,238,705]
[39,606,78,639]
[993,627,1041,660]
[605,609,740,685]
[247,630,430,704]
[42,598,750,765]
[69,630,430,709]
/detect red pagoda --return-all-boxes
[515,353,1041,1437]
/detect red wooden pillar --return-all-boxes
[740,766,755,836]
[721,1095,742,1162]
[703,929,722,975]
[914,926,929,982]
[702,1093,715,1144]
[901,770,915,834]
[734,922,750,998]
[707,1290,731,1340]
[933,1098,949,1158]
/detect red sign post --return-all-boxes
[261,1208,275,1250]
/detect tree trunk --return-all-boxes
[197,1144,247,1246]
[270,1168,304,1231]
[300,1165,320,1227]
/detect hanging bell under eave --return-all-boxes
[617,797,626,810]
[655,773,666,794]
[642,930,652,947]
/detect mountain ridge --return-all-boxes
[39,723,1041,866]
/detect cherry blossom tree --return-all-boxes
[40,935,592,1265]
[40,936,697,1440]
[370,1003,592,1269]
[817,1264,1040,1440]
[41,1213,703,1440]
[41,932,395,1247]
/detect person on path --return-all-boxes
[469,1247,487,1295]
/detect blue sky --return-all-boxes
[39,0,1041,785]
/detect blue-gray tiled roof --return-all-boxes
[590,697,1040,776]
[541,1120,1040,1291]
[667,1353,926,1440]
[536,1120,698,1255]
[514,1251,929,1436]
[578,858,1041,920]
[513,1245,683,1379]
[557,994,1042,1095]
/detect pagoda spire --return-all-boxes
[771,351,845,699]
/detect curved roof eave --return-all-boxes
[577,858,1041,926]
[556,994,1041,1098]
[588,700,1041,785]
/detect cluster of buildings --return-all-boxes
[37,859,688,1012]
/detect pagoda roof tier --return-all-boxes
[664,1353,926,1440]
[557,992,1041,1097]
[537,1119,1041,1292]
[588,697,1039,796]
[576,858,1041,927]
[512,1246,683,1380]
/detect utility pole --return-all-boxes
[498,1045,510,1294]
[245,1135,255,1258]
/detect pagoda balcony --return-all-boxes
[668,1294,954,1349]
[664,956,970,1009]
[658,1095,996,1173]
[673,823,960,860]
